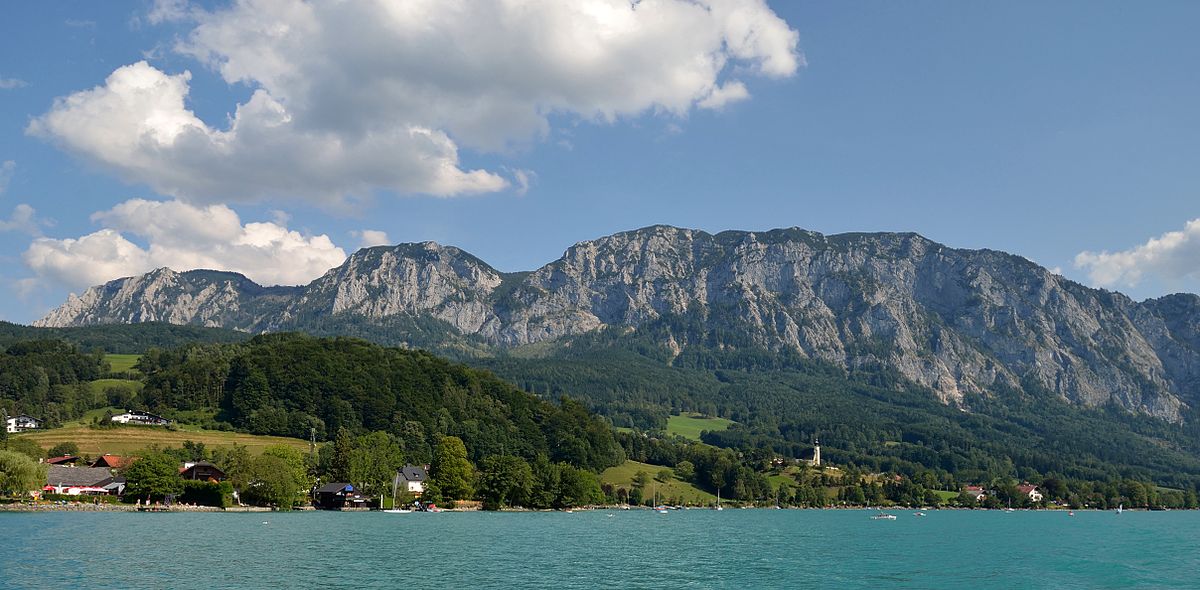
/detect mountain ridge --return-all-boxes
[36,225,1200,423]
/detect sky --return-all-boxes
[1,0,1199,324]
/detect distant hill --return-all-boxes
[0,321,249,354]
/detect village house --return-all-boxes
[964,485,988,502]
[44,465,125,496]
[91,454,131,469]
[314,482,369,510]
[5,414,42,433]
[393,464,428,497]
[110,410,170,426]
[180,461,226,482]
[1016,484,1044,503]
[46,455,81,465]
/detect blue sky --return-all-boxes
[2,1,1199,323]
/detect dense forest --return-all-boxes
[5,320,1200,508]
[0,340,107,425]
[480,317,1200,492]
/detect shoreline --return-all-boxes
[1,502,1172,514]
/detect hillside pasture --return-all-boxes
[600,460,716,505]
[20,425,311,456]
[666,413,735,441]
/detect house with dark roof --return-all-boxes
[110,410,170,426]
[313,482,368,510]
[5,414,41,433]
[393,464,428,497]
[180,461,226,482]
[45,465,125,496]
[47,455,81,465]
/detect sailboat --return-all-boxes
[714,488,723,511]
[870,509,896,521]
[1116,503,1123,515]
[654,487,668,513]
[383,481,411,514]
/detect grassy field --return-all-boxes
[104,354,142,374]
[87,378,143,396]
[665,413,735,441]
[934,490,960,501]
[20,425,311,456]
[600,460,717,505]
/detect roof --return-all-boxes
[47,455,80,465]
[1016,485,1039,494]
[964,485,984,491]
[180,461,226,477]
[91,455,129,468]
[317,482,353,494]
[46,466,115,487]
[397,465,427,482]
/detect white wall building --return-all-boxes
[5,414,42,433]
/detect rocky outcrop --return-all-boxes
[36,225,1200,421]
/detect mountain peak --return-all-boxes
[34,224,1200,422]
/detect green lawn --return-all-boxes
[600,460,717,505]
[769,473,798,492]
[934,490,960,501]
[87,378,143,395]
[105,354,142,374]
[666,413,735,441]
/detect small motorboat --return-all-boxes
[913,511,927,517]
[870,511,897,520]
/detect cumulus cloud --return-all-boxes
[351,229,392,249]
[1075,219,1200,288]
[24,199,347,291]
[0,204,42,235]
[31,0,799,204]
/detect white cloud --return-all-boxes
[32,0,799,204]
[0,160,13,193]
[0,204,42,235]
[697,81,750,109]
[146,0,191,24]
[351,229,392,249]
[24,199,347,291]
[0,78,27,90]
[1075,219,1200,288]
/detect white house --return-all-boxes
[1017,484,1044,503]
[110,410,170,426]
[393,465,428,497]
[5,414,41,433]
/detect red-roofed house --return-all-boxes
[1016,484,1043,503]
[91,455,131,469]
[964,485,987,502]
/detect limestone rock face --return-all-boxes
[37,225,1200,421]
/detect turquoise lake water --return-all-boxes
[2,509,1197,589]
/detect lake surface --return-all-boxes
[2,509,1196,589]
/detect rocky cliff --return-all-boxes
[37,225,1200,421]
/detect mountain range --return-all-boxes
[37,225,1200,423]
